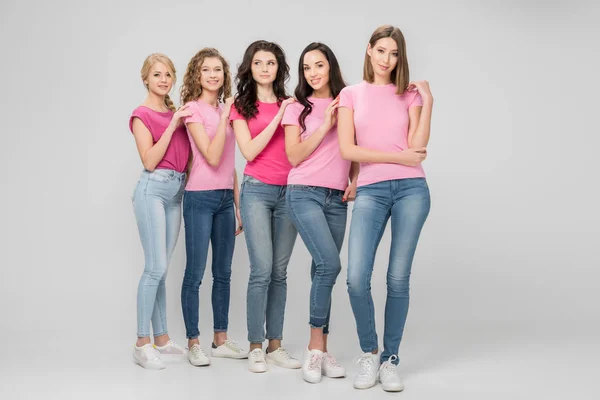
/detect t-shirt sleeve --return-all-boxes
[229,104,244,122]
[281,103,301,127]
[338,87,354,110]
[129,107,150,134]
[408,90,424,108]
[183,102,204,125]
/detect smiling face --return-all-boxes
[199,57,224,92]
[303,50,331,94]
[251,50,278,85]
[367,37,399,81]
[144,62,174,96]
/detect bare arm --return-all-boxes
[407,81,434,148]
[284,124,330,167]
[232,98,295,162]
[131,105,191,171]
[337,107,425,165]
[187,118,228,167]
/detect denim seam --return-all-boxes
[288,195,334,326]
[138,178,157,338]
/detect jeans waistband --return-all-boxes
[142,168,186,182]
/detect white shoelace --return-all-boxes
[380,355,398,378]
[142,345,160,361]
[223,339,242,353]
[273,348,292,360]
[190,345,206,359]
[308,353,323,371]
[250,349,266,364]
[355,353,376,376]
[324,353,342,367]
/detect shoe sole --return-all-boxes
[249,366,268,373]
[211,352,249,359]
[265,358,301,369]
[353,381,377,390]
[381,383,404,392]
[188,359,211,367]
[133,356,165,370]
[322,371,346,378]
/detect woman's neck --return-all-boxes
[200,89,219,107]
[256,83,277,103]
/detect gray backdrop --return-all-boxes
[1,0,598,399]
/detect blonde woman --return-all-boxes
[130,53,192,370]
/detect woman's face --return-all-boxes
[251,50,278,85]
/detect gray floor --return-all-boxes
[2,322,596,400]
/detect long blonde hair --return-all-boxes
[140,53,177,111]
[363,25,410,95]
[180,48,232,105]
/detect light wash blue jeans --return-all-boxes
[241,175,298,344]
[286,185,347,334]
[132,169,186,338]
[347,178,430,364]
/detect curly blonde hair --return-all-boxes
[180,48,231,105]
[140,53,177,111]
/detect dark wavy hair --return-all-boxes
[294,43,346,132]
[234,40,290,120]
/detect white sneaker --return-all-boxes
[248,348,268,373]
[211,339,248,359]
[353,352,379,389]
[302,348,323,383]
[154,340,186,355]
[266,347,302,369]
[322,352,346,378]
[187,344,210,366]
[379,355,404,392]
[133,343,166,370]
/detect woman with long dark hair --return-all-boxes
[282,42,358,384]
[230,40,300,373]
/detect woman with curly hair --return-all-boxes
[179,47,246,367]
[229,40,300,373]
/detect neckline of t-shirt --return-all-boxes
[139,105,172,114]
[362,80,396,88]
[257,100,279,105]
[308,96,333,102]
[195,98,221,110]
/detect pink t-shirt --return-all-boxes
[281,97,351,191]
[338,81,425,187]
[230,101,291,185]
[183,99,235,191]
[129,106,190,173]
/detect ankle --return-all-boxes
[136,337,151,347]
[188,338,200,348]
[213,332,227,346]
[249,343,262,351]
[154,334,170,347]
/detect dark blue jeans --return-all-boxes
[181,189,235,339]
[286,185,347,334]
[347,178,430,364]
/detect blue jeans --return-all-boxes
[181,189,235,339]
[347,178,430,364]
[286,186,347,334]
[132,169,186,338]
[241,175,298,343]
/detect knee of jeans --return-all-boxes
[270,264,288,283]
[182,271,203,288]
[143,265,167,282]
[347,272,369,296]
[387,275,410,298]
[249,266,272,285]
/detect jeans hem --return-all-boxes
[153,331,168,337]
[213,328,228,333]
[265,336,283,341]
[137,334,151,338]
